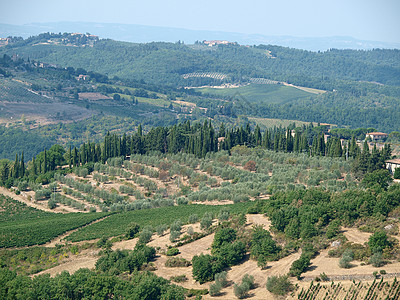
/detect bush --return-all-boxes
[165,257,190,267]
[125,223,140,239]
[170,275,188,283]
[234,282,250,299]
[339,250,354,269]
[242,274,255,289]
[166,247,180,256]
[17,181,28,191]
[370,252,384,267]
[170,220,183,232]
[156,224,168,236]
[289,253,311,278]
[48,199,57,209]
[320,272,329,281]
[368,231,391,253]
[394,168,400,179]
[209,282,222,296]
[266,275,294,296]
[139,229,153,244]
[218,208,230,221]
[170,230,181,242]
[188,214,199,224]
[187,226,194,236]
[215,271,228,287]
[192,254,224,284]
[200,213,213,230]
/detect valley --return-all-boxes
[0,32,399,299]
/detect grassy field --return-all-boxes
[196,84,315,105]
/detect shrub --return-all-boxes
[138,229,153,244]
[320,272,329,281]
[289,253,311,278]
[218,208,230,221]
[48,199,57,209]
[244,160,257,172]
[170,275,188,283]
[215,271,228,287]
[192,254,224,284]
[156,224,168,236]
[370,252,384,267]
[170,219,183,232]
[166,247,180,256]
[170,230,181,242]
[242,274,255,289]
[200,213,213,230]
[125,223,140,239]
[368,231,391,253]
[17,181,28,191]
[339,250,354,269]
[209,282,222,296]
[188,214,199,224]
[394,168,400,179]
[187,226,194,236]
[165,257,191,267]
[266,275,294,296]
[234,282,250,299]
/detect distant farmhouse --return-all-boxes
[203,40,238,47]
[386,159,400,174]
[366,132,388,141]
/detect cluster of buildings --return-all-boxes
[203,40,238,47]
[364,132,399,176]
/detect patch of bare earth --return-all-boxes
[342,227,371,244]
[204,252,301,299]
[302,248,400,281]
[32,249,99,277]
[112,238,139,251]
[151,228,215,291]
[247,214,272,231]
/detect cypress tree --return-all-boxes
[20,152,25,177]
[13,154,19,178]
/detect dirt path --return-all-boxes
[0,187,61,213]
[44,216,110,248]
[32,251,99,277]
[342,227,371,244]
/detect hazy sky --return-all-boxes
[1,0,399,43]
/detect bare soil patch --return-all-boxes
[33,251,99,277]
[342,227,371,244]
[247,214,272,231]
[303,248,400,280]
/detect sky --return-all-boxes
[1,0,399,43]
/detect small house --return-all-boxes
[386,159,400,174]
[366,132,388,141]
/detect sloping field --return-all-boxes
[196,83,315,105]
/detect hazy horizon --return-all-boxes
[1,0,399,44]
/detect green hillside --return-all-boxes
[197,84,315,105]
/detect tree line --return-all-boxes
[0,121,392,188]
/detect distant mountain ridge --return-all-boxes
[1,22,399,51]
